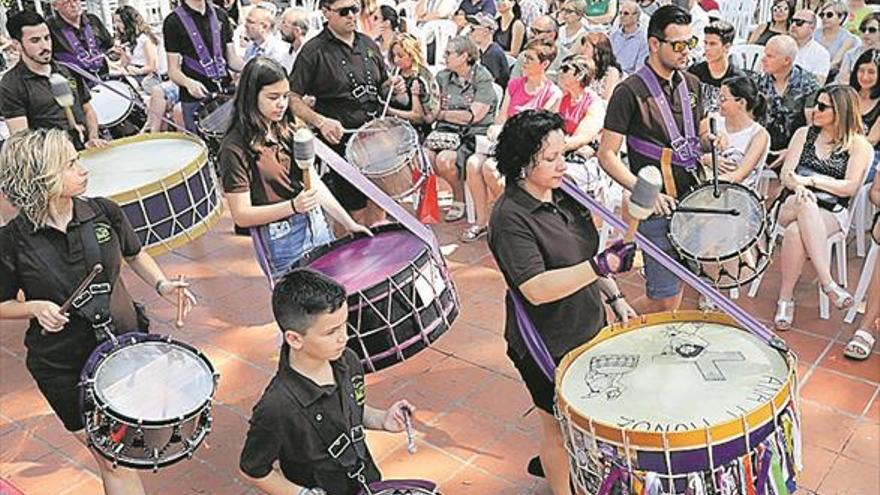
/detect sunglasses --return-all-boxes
[560,8,579,14]
[771,3,788,12]
[619,10,638,16]
[791,18,812,27]
[657,36,698,53]
[820,11,840,19]
[531,26,555,34]
[814,101,833,112]
[560,63,580,73]
[330,4,361,16]
[861,26,879,34]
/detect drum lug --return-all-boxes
[170,424,182,443]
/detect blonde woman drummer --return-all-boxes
[219,57,371,283]
[0,128,195,495]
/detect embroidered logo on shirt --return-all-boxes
[95,223,112,244]
[352,375,365,406]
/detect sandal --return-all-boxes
[844,329,876,361]
[821,281,854,310]
[444,202,465,222]
[774,299,795,331]
[461,224,488,243]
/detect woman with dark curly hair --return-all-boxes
[112,5,160,85]
[578,31,621,100]
[487,109,637,494]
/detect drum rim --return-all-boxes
[668,181,768,263]
[92,80,138,128]
[555,310,797,450]
[344,116,420,178]
[84,333,218,426]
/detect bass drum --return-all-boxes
[91,78,148,138]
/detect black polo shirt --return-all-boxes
[240,346,381,495]
[219,125,304,206]
[0,61,91,149]
[604,65,705,200]
[47,13,113,77]
[488,185,606,360]
[289,28,388,131]
[163,2,234,102]
[0,197,142,370]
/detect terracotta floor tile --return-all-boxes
[798,443,837,493]
[465,375,534,424]
[377,442,467,485]
[59,476,105,495]
[816,454,880,495]
[451,265,506,300]
[422,407,508,462]
[441,464,520,494]
[472,428,541,482]
[4,453,94,495]
[866,394,880,424]
[784,330,833,365]
[212,356,275,412]
[412,356,497,404]
[800,401,858,453]
[0,386,53,426]
[841,421,880,467]
[192,405,250,477]
[800,368,877,416]
[818,343,880,384]
[0,429,53,478]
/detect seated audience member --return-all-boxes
[416,0,460,22]
[511,15,569,81]
[687,20,744,114]
[584,0,618,26]
[580,32,621,101]
[239,268,415,495]
[772,85,871,330]
[468,13,511,88]
[708,76,770,187]
[428,36,499,223]
[112,6,160,87]
[387,33,439,138]
[814,0,861,76]
[791,9,832,84]
[243,4,294,72]
[852,49,880,182]
[557,0,587,51]
[494,0,526,56]
[755,35,821,170]
[359,0,381,39]
[843,173,879,360]
[748,0,793,46]
[837,12,880,84]
[610,0,649,76]
[376,5,403,63]
[557,55,607,197]
[459,0,497,17]
[462,38,562,242]
[519,0,546,27]
[279,7,310,63]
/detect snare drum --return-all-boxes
[80,333,218,471]
[345,117,430,200]
[91,79,147,138]
[669,182,774,290]
[81,133,221,256]
[299,224,459,372]
[556,311,801,494]
[194,94,234,156]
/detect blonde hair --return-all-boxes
[0,129,75,229]
[822,85,864,150]
[389,33,425,69]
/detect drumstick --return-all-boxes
[175,274,186,328]
[41,263,104,336]
[380,66,401,120]
[403,406,417,454]
[674,206,741,216]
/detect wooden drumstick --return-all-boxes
[41,263,104,336]
[403,406,417,454]
[175,274,186,328]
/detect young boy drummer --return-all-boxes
[239,268,415,495]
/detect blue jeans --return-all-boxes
[253,210,334,282]
[181,100,201,134]
[638,216,683,300]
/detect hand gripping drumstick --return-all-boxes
[624,166,662,242]
[175,274,186,328]
[403,406,417,454]
[41,263,104,336]
[380,66,401,120]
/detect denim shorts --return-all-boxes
[638,216,683,300]
[254,210,334,281]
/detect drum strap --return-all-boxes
[175,5,228,84]
[56,17,105,74]
[509,290,556,382]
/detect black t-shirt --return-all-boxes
[488,185,606,360]
[289,28,389,131]
[0,61,92,149]
[0,197,142,370]
[163,2,234,102]
[239,346,381,495]
[481,42,511,89]
[47,13,114,76]
[219,125,304,206]
[604,66,705,199]
[687,60,745,114]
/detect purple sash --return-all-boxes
[626,66,700,170]
[175,4,227,81]
[56,16,105,73]
[510,290,556,382]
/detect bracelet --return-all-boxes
[290,197,299,214]
[155,279,166,295]
[604,293,624,305]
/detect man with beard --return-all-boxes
[597,4,716,313]
[243,5,294,72]
[279,7,310,66]
[0,10,104,150]
[47,0,114,79]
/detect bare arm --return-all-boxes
[82,102,100,141]
[140,37,158,75]
[438,101,492,126]
[494,91,511,125]
[125,250,173,290]
[867,116,880,147]
[870,166,880,207]
[518,259,601,305]
[600,67,620,101]
[510,21,526,57]
[5,116,28,134]
[747,24,766,45]
[597,129,638,190]
[780,127,808,190]
[225,43,245,72]
[289,92,327,128]
[226,191,296,228]
[564,98,604,152]
[810,136,872,197]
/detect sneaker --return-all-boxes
[461,225,488,243]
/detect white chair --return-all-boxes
[748,185,869,320]
[845,240,878,323]
[421,20,458,72]
[852,182,875,257]
[729,44,765,73]
[719,0,757,42]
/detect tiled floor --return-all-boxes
[1,207,878,495]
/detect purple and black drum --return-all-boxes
[299,224,459,372]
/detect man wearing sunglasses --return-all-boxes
[598,5,717,314]
[609,0,649,75]
[289,0,405,225]
[510,15,569,81]
[789,10,831,84]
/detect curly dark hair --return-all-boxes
[495,109,566,184]
[114,5,157,47]
[585,32,620,81]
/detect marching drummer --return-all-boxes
[47,0,114,79]
[220,57,371,283]
[0,11,106,150]
[0,129,196,495]
[240,268,415,495]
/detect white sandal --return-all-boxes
[774,299,795,331]
[822,281,854,310]
[844,329,876,361]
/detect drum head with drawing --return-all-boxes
[559,321,789,432]
[82,137,205,198]
[94,341,215,422]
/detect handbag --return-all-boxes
[424,130,461,151]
